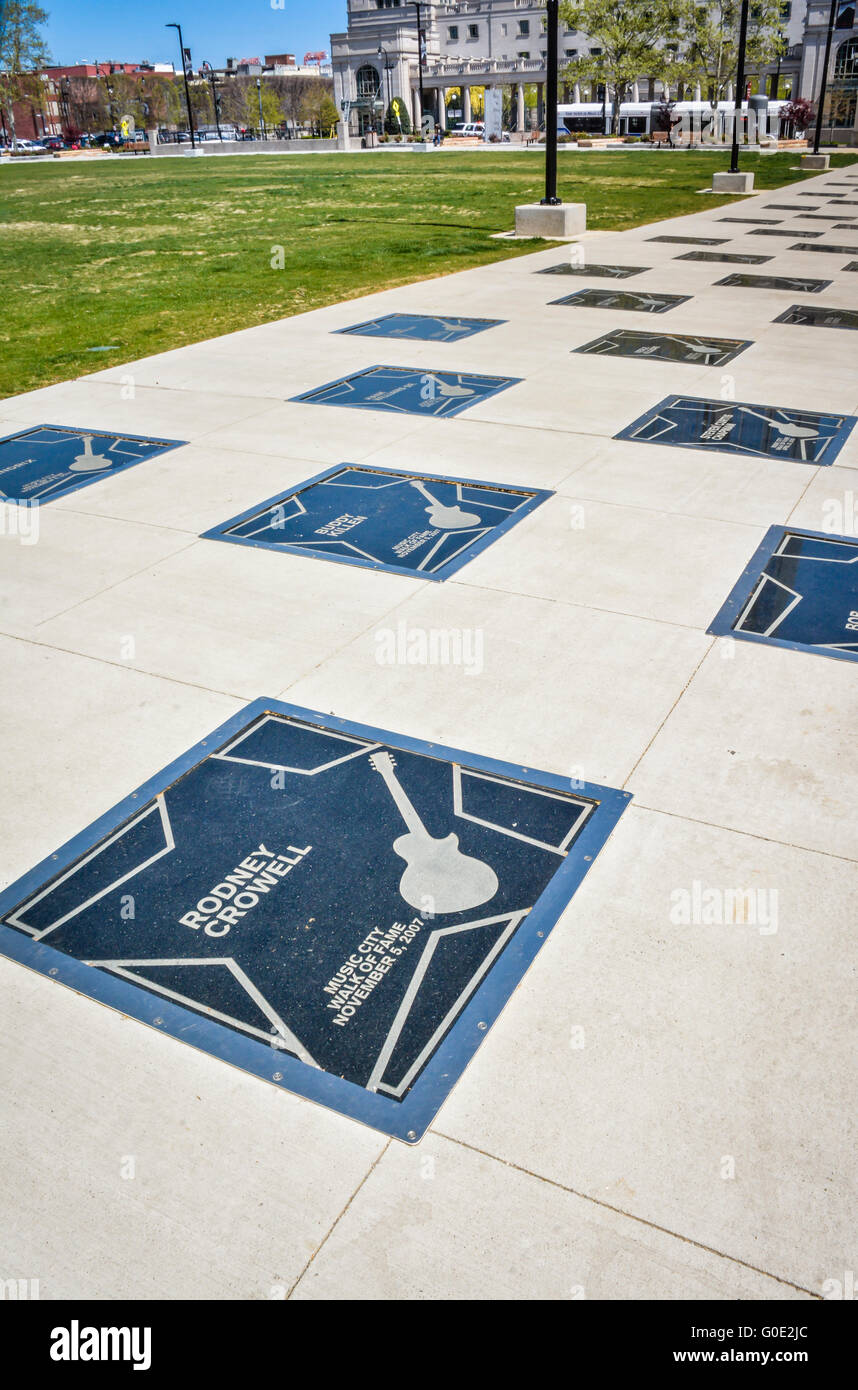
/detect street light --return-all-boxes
[166,22,196,149]
[812,0,839,156]
[60,76,70,140]
[413,2,427,133]
[256,76,265,139]
[770,29,786,99]
[377,44,394,123]
[94,60,115,133]
[541,0,559,205]
[201,62,222,141]
[729,0,750,175]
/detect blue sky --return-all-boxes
[43,1,346,68]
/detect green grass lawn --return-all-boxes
[1,148,854,399]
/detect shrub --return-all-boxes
[384,98,412,136]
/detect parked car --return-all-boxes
[6,138,51,154]
[451,122,485,138]
[90,132,124,149]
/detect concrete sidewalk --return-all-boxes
[1,165,856,1301]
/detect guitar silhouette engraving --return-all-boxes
[421,373,475,400]
[369,752,498,914]
[736,407,820,441]
[409,479,482,529]
[70,435,112,472]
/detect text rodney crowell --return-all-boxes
[180,843,312,937]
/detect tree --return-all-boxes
[140,74,183,130]
[0,0,49,148]
[243,82,283,136]
[299,83,338,136]
[216,75,251,129]
[64,75,105,135]
[273,74,327,133]
[384,94,411,135]
[559,1,677,133]
[319,93,340,137]
[674,0,785,106]
[780,96,814,133]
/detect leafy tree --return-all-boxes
[65,76,105,135]
[299,84,339,136]
[101,71,149,132]
[215,75,251,129]
[651,97,676,133]
[319,93,340,137]
[559,1,678,133]
[186,76,215,130]
[780,96,814,133]
[273,74,330,133]
[141,74,183,130]
[674,0,785,105]
[0,0,49,148]
[384,94,411,135]
[243,82,283,136]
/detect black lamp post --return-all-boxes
[812,0,839,155]
[166,22,196,149]
[256,76,265,138]
[94,61,112,131]
[60,76,70,140]
[414,2,427,132]
[202,62,222,140]
[770,30,785,99]
[541,0,559,205]
[729,0,750,174]
[377,44,394,117]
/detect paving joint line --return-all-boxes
[46,504,202,537]
[783,463,825,526]
[30,537,203,631]
[0,629,248,703]
[622,638,717,787]
[547,489,771,530]
[286,1138,391,1298]
[428,1131,819,1299]
[627,802,858,865]
[454,576,711,633]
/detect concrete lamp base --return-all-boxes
[800,153,830,170]
[514,202,587,239]
[711,171,755,194]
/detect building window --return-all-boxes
[356,64,381,99]
[519,20,530,35]
[518,51,530,59]
[566,49,578,59]
[780,2,792,18]
[835,1,854,27]
[834,36,858,80]
[831,38,858,125]
[468,24,479,39]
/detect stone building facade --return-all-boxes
[330,1,857,138]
